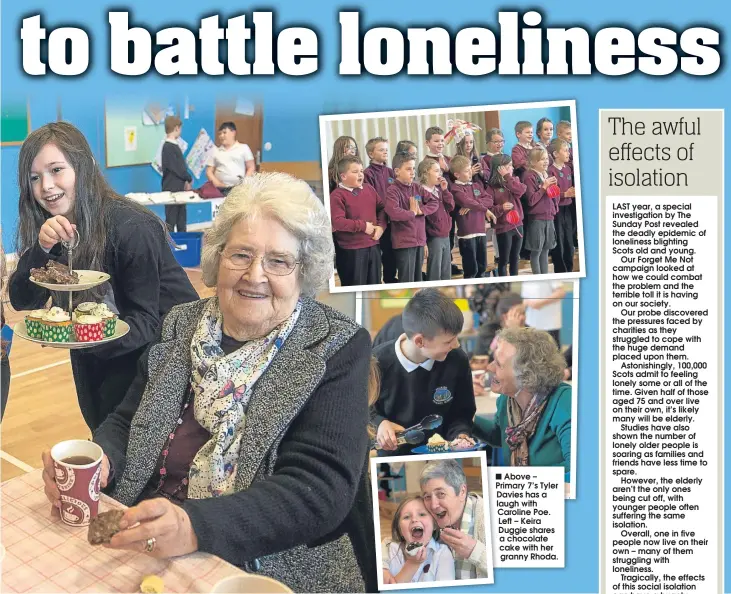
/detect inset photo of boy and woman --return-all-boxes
[371,454,493,590]
[321,100,584,291]
[364,283,577,496]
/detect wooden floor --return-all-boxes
[334,241,580,286]
[0,269,216,482]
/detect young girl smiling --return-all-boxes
[383,496,455,584]
[9,122,198,430]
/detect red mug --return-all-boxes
[50,440,104,527]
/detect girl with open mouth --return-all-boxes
[381,495,455,584]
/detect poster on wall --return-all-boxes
[186,128,216,179]
[124,126,137,152]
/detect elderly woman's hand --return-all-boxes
[106,498,198,558]
[440,527,477,560]
[41,449,110,509]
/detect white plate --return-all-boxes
[30,270,111,291]
[13,320,130,350]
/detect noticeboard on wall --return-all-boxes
[1,102,31,146]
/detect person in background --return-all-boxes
[547,138,576,273]
[327,136,359,193]
[454,131,485,187]
[385,152,437,283]
[419,159,454,281]
[205,122,256,195]
[521,147,558,275]
[510,121,535,178]
[486,154,527,278]
[161,115,192,233]
[0,238,9,420]
[521,280,566,348]
[556,120,578,249]
[475,327,572,481]
[395,140,417,160]
[364,137,397,284]
[535,117,554,151]
[372,289,475,456]
[449,156,496,279]
[330,156,386,286]
[9,122,199,430]
[422,127,461,277]
[480,128,505,179]
[473,291,525,361]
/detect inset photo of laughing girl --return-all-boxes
[371,453,494,590]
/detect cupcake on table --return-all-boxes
[41,307,72,342]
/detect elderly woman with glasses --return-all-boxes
[41,173,376,592]
[478,326,571,481]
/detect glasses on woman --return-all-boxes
[220,248,300,276]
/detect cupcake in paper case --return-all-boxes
[25,309,48,339]
[41,307,72,342]
[74,314,104,342]
[72,302,98,322]
[426,433,449,453]
[91,304,117,338]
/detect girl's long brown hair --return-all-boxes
[327,136,358,190]
[368,356,380,439]
[12,122,168,304]
[455,133,479,162]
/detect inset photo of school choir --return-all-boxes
[320,101,585,291]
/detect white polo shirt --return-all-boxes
[521,280,562,331]
[207,142,254,187]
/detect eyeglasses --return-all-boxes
[220,248,300,276]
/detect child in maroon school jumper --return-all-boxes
[556,120,574,174]
[330,156,387,286]
[520,147,559,275]
[547,138,576,273]
[556,120,577,250]
[449,156,497,279]
[511,121,535,178]
[385,153,438,283]
[480,128,506,180]
[486,154,527,277]
[423,125,461,277]
[364,137,397,284]
[419,159,454,281]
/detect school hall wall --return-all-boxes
[1,95,323,253]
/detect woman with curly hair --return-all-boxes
[477,327,571,480]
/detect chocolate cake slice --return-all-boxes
[88,509,125,545]
[30,261,79,284]
[405,542,423,556]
